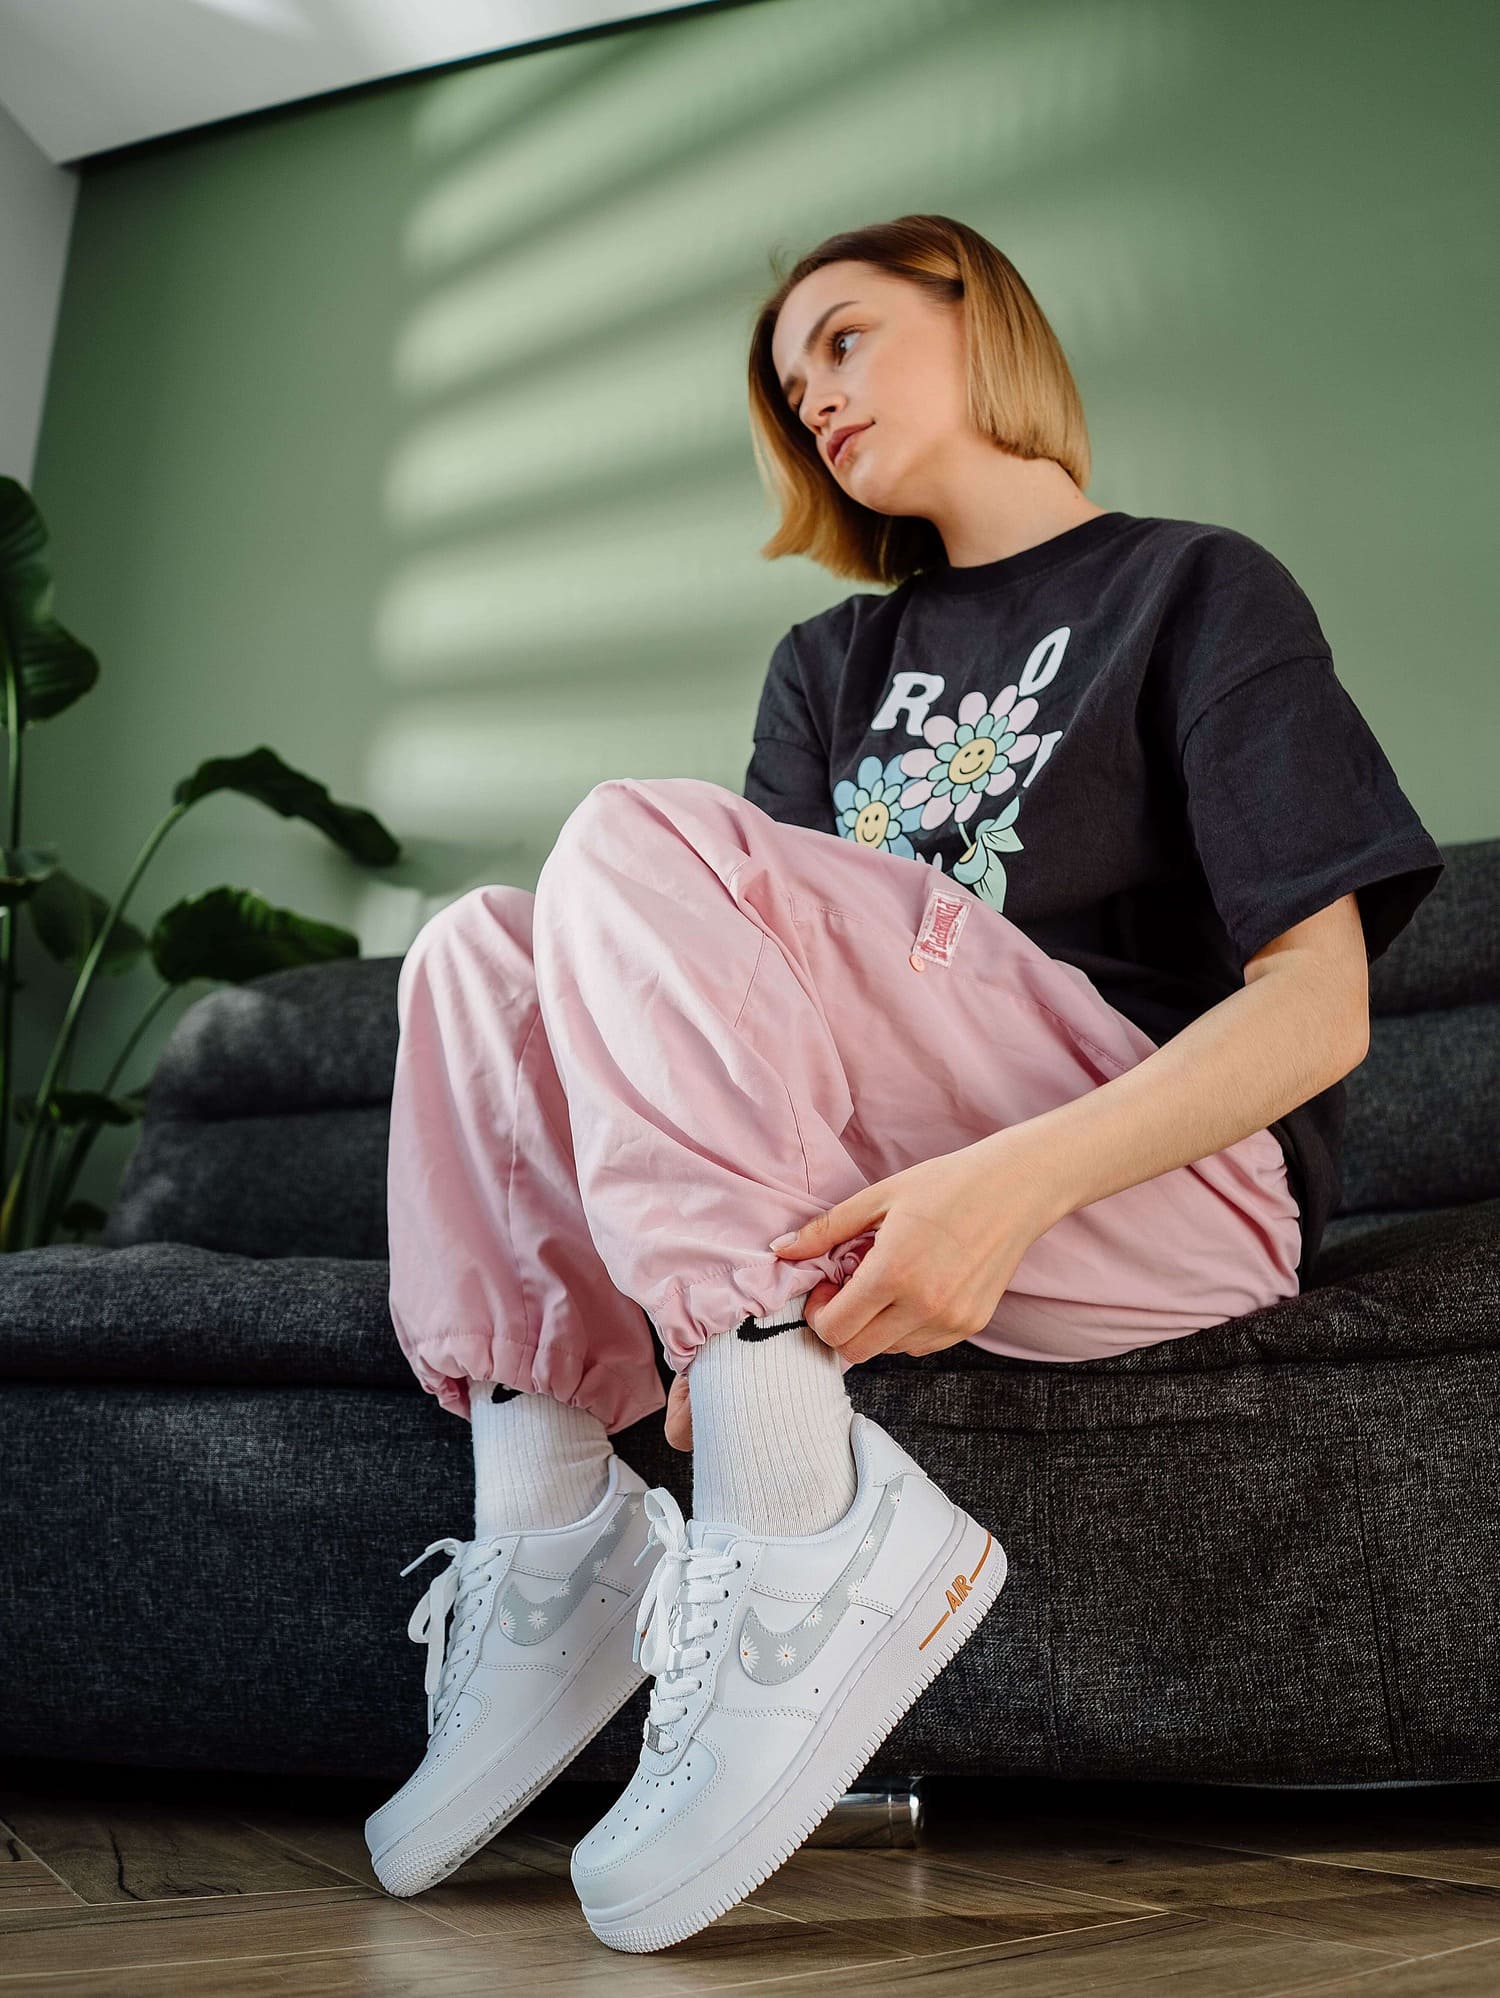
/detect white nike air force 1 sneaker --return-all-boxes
[570,1412,1008,1951]
[366,1452,656,1896]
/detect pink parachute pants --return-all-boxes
[386,776,1302,1432]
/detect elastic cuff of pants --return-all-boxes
[454,1335,668,1432]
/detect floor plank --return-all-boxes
[646,1909,1419,1996]
[0,1835,82,1917]
[0,1789,357,1905]
[1260,1937,1500,1996]
[0,1885,459,1981]
[877,1817,1500,1956]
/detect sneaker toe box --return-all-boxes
[569,1736,720,1909]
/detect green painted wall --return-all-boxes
[24,0,1499,1220]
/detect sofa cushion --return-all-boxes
[0,1243,412,1390]
[1367,835,1500,1014]
[102,958,402,1260]
[1340,837,1500,1216]
[136,956,402,1119]
[1341,1005,1500,1213]
[102,1103,394,1260]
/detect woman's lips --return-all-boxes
[831,423,871,466]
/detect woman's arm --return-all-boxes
[756,892,1370,1376]
[982,892,1371,1231]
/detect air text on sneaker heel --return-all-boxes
[582,1496,1007,1951]
[914,1508,1005,1660]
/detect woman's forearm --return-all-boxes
[977,960,1369,1230]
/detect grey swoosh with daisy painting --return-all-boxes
[495,1494,641,1646]
[736,1474,911,1684]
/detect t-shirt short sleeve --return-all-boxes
[1179,652,1445,968]
[742,627,837,835]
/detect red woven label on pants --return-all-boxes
[909,884,970,970]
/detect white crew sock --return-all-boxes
[688,1296,857,1537]
[467,1383,614,1536]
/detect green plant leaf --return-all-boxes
[12,1087,140,1129]
[174,747,401,865]
[0,478,101,725]
[0,843,61,906]
[27,867,148,972]
[149,885,359,984]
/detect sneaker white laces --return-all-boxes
[630,1489,738,1752]
[400,1535,505,1734]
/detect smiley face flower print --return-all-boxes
[832,753,926,858]
[898,684,1041,907]
[833,683,1037,909]
[897,684,1038,825]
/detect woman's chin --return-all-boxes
[843,466,899,513]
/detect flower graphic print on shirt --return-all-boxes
[832,676,1047,911]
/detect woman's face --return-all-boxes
[770,260,969,517]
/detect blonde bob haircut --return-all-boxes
[748,213,1092,588]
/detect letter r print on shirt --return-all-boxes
[870,671,947,735]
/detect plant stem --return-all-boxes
[0,800,190,1251]
[0,612,22,1208]
[34,982,176,1245]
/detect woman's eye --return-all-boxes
[791,329,858,417]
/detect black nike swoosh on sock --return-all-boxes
[733,1315,810,1341]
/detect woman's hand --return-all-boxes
[770,1132,1062,1365]
[661,1131,1063,1450]
[665,1371,693,1452]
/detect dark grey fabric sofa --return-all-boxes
[3,838,1496,1790]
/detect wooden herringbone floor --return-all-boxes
[5,1760,1500,1992]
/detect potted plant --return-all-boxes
[0,475,402,1251]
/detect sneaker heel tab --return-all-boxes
[850,1413,927,1485]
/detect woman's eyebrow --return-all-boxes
[778,300,859,402]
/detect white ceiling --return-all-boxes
[0,0,706,164]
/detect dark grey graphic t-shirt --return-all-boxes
[742,510,1445,1279]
